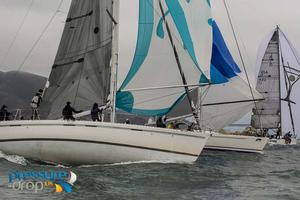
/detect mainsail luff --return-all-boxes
[41,0,113,119]
[109,0,120,123]
[277,27,282,134]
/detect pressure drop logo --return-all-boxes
[7,170,77,193]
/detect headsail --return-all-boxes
[170,21,262,130]
[116,0,212,116]
[41,0,113,119]
[279,29,300,137]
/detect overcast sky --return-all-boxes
[0,0,299,83]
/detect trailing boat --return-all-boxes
[205,132,268,154]
[0,0,213,165]
[169,19,268,154]
[251,26,300,145]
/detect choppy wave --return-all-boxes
[265,141,300,151]
[0,151,28,166]
[0,144,299,200]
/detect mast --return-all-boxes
[276,26,282,135]
[158,0,202,128]
[109,0,119,123]
[223,0,264,133]
[197,87,202,129]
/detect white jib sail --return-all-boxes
[279,30,300,138]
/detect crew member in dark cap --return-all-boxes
[91,103,103,122]
[62,101,82,121]
[0,105,11,121]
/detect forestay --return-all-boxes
[41,0,113,119]
[116,0,212,116]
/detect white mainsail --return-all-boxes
[252,27,300,138]
[116,0,212,116]
[251,30,281,129]
[41,0,113,119]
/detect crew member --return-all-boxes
[0,105,11,121]
[62,102,82,121]
[91,103,103,122]
[156,116,166,128]
[283,131,292,144]
[30,89,43,120]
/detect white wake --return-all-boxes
[78,160,193,168]
[0,150,28,166]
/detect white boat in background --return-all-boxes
[268,138,297,146]
[0,0,214,164]
[251,26,300,145]
[205,132,268,154]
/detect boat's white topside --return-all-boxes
[268,138,297,145]
[205,132,269,153]
[0,120,207,138]
[0,120,209,165]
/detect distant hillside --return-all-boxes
[0,71,47,112]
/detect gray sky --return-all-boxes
[0,0,299,82]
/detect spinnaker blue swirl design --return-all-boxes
[119,0,154,90]
[206,0,211,8]
[210,20,241,84]
[160,0,203,74]
[117,0,159,115]
[117,0,212,116]
[117,92,187,116]
[156,10,170,39]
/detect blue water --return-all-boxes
[0,144,299,200]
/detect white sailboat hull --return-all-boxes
[268,138,297,145]
[205,132,269,154]
[0,120,209,165]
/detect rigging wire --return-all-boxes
[14,0,65,74]
[280,29,300,68]
[223,0,263,133]
[278,28,298,135]
[0,0,35,67]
